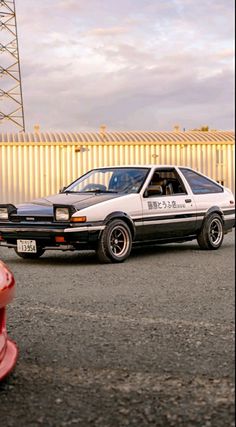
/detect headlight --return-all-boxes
[55,207,70,221]
[0,208,8,220]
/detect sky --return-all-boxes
[1,0,235,132]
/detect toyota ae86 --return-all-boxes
[0,165,235,263]
[0,260,18,381]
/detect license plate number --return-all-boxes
[17,240,37,253]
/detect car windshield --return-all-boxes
[64,167,150,194]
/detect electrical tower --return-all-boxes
[0,0,25,131]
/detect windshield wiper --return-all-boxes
[83,189,118,194]
[62,190,79,194]
[62,189,118,194]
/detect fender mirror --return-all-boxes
[59,187,66,193]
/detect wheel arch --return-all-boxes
[197,206,224,250]
[203,206,224,224]
[103,211,136,239]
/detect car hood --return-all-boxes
[16,192,121,215]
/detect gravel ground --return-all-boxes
[0,231,235,427]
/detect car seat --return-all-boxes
[165,183,174,195]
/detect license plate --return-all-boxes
[17,239,37,253]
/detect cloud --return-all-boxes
[1,0,234,132]
[86,26,129,37]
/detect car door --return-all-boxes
[140,167,197,241]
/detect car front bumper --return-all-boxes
[0,335,18,381]
[0,307,18,381]
[0,262,18,381]
[0,223,105,251]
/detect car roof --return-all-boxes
[93,165,184,169]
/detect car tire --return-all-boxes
[14,248,45,259]
[197,213,224,250]
[96,219,132,263]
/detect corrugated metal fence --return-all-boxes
[0,131,235,203]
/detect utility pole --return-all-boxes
[0,0,25,131]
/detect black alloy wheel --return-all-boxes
[96,219,132,263]
[197,213,224,250]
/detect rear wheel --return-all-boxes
[96,219,132,263]
[197,213,224,250]
[14,247,45,259]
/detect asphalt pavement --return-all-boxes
[0,232,235,427]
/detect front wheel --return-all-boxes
[14,247,45,259]
[96,219,132,263]
[197,213,224,250]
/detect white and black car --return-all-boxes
[0,166,235,263]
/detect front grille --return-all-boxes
[10,215,53,223]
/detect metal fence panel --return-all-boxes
[0,140,235,204]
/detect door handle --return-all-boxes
[185,199,192,203]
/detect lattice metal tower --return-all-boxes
[0,0,25,131]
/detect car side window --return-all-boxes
[180,168,223,194]
[145,168,187,197]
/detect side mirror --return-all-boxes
[59,186,66,193]
[144,184,163,198]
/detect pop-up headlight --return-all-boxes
[0,204,17,221]
[54,205,76,222]
[55,207,70,221]
[0,208,8,220]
